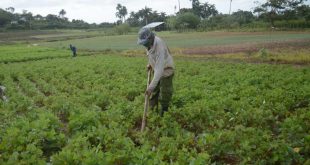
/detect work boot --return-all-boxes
[160,106,168,117]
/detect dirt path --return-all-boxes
[182,39,310,55]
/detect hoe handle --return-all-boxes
[141,69,152,132]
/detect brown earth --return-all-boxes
[182,39,310,55]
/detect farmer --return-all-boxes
[69,44,77,57]
[137,28,175,116]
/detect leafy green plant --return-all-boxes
[0,45,309,164]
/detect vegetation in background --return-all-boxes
[40,31,310,51]
[115,4,128,24]
[0,0,309,31]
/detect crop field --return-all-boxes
[40,31,310,51]
[38,31,310,64]
[0,30,107,44]
[0,38,309,164]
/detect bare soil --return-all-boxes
[182,39,310,55]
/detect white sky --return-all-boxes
[0,0,308,24]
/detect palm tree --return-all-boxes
[59,9,66,18]
[116,4,128,23]
[138,6,152,25]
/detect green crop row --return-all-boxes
[40,31,310,51]
[0,47,309,164]
[0,45,72,63]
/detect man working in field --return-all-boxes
[69,44,77,57]
[137,28,175,116]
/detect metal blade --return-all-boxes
[143,22,165,29]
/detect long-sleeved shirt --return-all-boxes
[147,36,174,90]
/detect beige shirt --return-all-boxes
[147,36,174,90]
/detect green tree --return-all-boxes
[20,10,33,29]
[190,0,201,16]
[189,0,218,19]
[115,4,128,23]
[254,0,307,25]
[114,23,130,35]
[127,11,140,26]
[166,16,177,30]
[0,8,13,27]
[59,9,66,19]
[5,7,15,13]
[176,12,200,29]
[232,10,254,26]
[34,14,44,21]
[126,9,167,27]
[200,2,218,18]
[138,6,152,25]
[178,8,193,14]
[296,4,310,20]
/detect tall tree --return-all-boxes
[34,14,44,21]
[59,9,66,19]
[115,4,128,23]
[201,2,218,18]
[127,11,140,26]
[176,12,200,29]
[5,7,15,13]
[21,10,33,29]
[0,8,13,27]
[189,0,218,19]
[138,6,152,25]
[232,10,254,26]
[190,0,201,16]
[254,0,306,25]
[296,4,310,20]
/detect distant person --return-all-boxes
[69,44,77,57]
[137,28,175,116]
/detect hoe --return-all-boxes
[141,69,152,132]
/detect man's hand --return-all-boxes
[145,87,152,96]
[146,64,152,71]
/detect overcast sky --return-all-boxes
[0,0,308,24]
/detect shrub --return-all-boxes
[114,23,130,35]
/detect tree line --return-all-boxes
[0,0,309,31]
[0,8,116,30]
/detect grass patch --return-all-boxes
[40,31,310,51]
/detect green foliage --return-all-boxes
[114,23,130,35]
[0,110,65,164]
[259,48,269,59]
[175,12,201,30]
[274,19,310,29]
[0,45,69,63]
[254,0,308,26]
[115,4,128,23]
[0,8,13,27]
[190,0,218,19]
[0,45,309,164]
[51,135,108,165]
[126,8,167,27]
[232,10,255,26]
[40,31,310,51]
[166,16,177,30]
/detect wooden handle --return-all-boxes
[141,69,152,132]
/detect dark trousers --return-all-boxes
[72,52,77,57]
[150,74,174,115]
